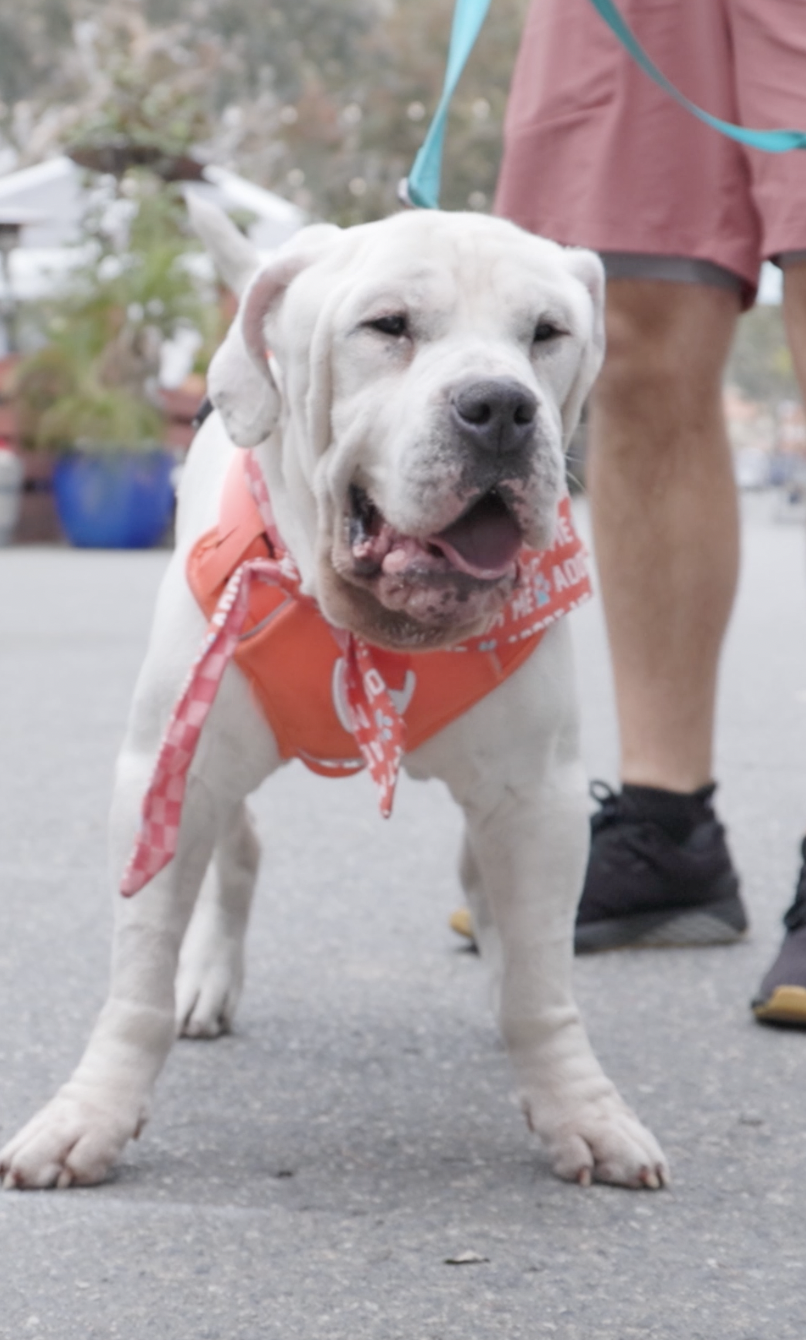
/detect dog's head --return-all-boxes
[208,210,604,650]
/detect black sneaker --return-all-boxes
[752,840,806,1026]
[575,781,748,954]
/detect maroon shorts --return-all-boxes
[495,0,806,302]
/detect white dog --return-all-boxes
[1,205,667,1191]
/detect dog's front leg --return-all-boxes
[464,776,667,1188]
[412,626,668,1189]
[1,575,279,1189]
[1,768,215,1188]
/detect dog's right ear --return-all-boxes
[208,226,340,448]
[186,193,260,298]
[207,257,303,447]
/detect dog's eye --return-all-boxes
[367,314,408,337]
[533,321,562,343]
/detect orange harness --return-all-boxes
[186,452,591,780]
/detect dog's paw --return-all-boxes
[0,1088,145,1190]
[175,940,243,1039]
[530,1093,669,1190]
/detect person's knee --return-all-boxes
[783,259,806,311]
[596,301,677,420]
[594,280,738,434]
[783,262,806,391]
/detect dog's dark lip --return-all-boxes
[345,484,523,584]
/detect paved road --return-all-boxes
[1,494,805,1340]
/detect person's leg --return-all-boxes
[782,261,806,392]
[574,276,749,954]
[733,0,806,1020]
[588,279,741,790]
[753,258,806,1025]
[487,0,763,957]
[450,273,751,955]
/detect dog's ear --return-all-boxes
[559,247,605,447]
[207,257,303,447]
[207,225,341,448]
[186,193,261,298]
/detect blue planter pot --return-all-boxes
[53,450,176,549]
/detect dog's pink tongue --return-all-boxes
[430,493,522,579]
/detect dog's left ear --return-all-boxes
[559,247,605,447]
[208,225,340,448]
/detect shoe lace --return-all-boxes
[586,779,670,881]
[589,780,629,835]
[588,779,706,867]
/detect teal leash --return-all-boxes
[402,0,806,213]
[588,0,806,153]
[400,0,491,209]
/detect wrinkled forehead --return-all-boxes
[299,217,586,338]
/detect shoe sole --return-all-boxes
[449,908,475,941]
[752,985,806,1026]
[575,893,748,955]
[452,894,748,954]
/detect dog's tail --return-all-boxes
[186,193,260,297]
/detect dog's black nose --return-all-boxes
[451,378,537,455]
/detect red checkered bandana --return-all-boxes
[120,454,405,896]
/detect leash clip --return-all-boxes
[396,177,416,209]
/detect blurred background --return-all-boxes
[0,0,802,550]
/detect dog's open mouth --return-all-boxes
[347,485,523,583]
[324,484,526,642]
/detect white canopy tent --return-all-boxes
[0,155,305,306]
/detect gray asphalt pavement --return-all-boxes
[1,492,805,1340]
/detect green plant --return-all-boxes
[16,172,214,452]
[33,377,165,454]
[4,0,529,226]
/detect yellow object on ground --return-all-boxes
[449,908,475,941]
[753,985,806,1025]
